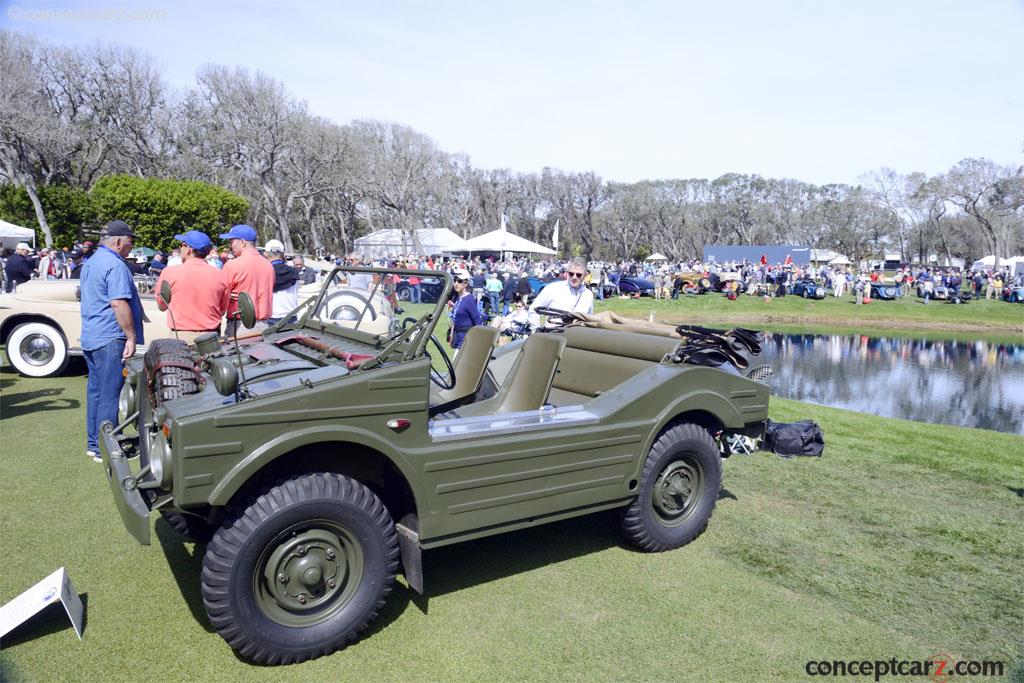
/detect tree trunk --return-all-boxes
[23,178,53,248]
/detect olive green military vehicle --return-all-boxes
[101,266,770,665]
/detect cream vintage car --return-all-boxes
[0,278,174,377]
[1,273,395,377]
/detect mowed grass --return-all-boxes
[596,290,1024,339]
[1,362,1022,681]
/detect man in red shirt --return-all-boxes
[155,230,230,343]
[219,224,275,335]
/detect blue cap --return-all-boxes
[219,224,257,242]
[173,230,213,250]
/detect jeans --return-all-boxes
[488,291,500,315]
[84,338,126,452]
[411,283,422,304]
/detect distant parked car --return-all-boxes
[915,282,949,300]
[395,276,446,304]
[1002,285,1024,303]
[617,276,656,296]
[791,278,827,299]
[870,282,903,300]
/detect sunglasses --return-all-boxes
[567,271,585,278]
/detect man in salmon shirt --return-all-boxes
[154,230,230,344]
[219,224,275,335]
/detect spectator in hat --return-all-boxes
[449,268,483,351]
[219,224,274,335]
[263,239,299,324]
[4,242,35,292]
[80,220,144,463]
[155,230,230,343]
[68,249,85,279]
[149,251,166,274]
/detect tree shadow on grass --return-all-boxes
[1,387,80,419]
[0,593,88,647]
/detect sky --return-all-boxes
[3,0,1022,186]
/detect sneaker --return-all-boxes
[87,450,102,463]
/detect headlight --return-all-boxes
[117,379,137,423]
[150,428,173,489]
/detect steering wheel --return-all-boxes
[425,333,456,390]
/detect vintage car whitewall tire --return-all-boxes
[6,321,70,377]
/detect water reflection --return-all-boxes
[761,333,1024,435]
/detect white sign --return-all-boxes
[0,567,84,640]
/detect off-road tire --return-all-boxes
[621,423,722,552]
[160,510,216,543]
[144,338,200,404]
[200,473,399,665]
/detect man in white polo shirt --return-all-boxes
[529,256,595,328]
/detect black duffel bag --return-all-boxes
[763,420,824,457]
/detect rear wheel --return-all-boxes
[6,321,69,377]
[201,473,399,664]
[621,423,722,552]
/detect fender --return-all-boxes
[645,388,745,453]
[208,424,425,514]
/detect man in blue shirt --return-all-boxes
[80,220,145,462]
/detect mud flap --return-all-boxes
[396,514,423,594]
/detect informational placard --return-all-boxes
[0,567,84,640]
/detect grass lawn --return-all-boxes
[594,291,1024,341]
[1,362,1021,681]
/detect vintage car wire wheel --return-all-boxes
[6,321,69,377]
[201,472,399,664]
[396,286,412,302]
[621,422,722,552]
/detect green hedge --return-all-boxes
[90,176,249,252]
[0,177,249,251]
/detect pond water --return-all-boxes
[759,333,1024,435]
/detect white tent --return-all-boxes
[0,219,35,250]
[462,229,556,255]
[970,255,1009,270]
[645,252,668,261]
[352,228,468,259]
[828,255,852,265]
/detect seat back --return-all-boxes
[492,333,567,414]
[432,325,499,406]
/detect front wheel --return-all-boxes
[621,423,722,552]
[200,473,399,664]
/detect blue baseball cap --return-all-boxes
[173,230,213,250]
[219,224,257,242]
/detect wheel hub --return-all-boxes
[20,334,55,366]
[652,460,703,525]
[262,529,350,616]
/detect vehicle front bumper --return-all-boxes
[100,420,151,545]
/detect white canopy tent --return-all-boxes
[0,219,35,250]
[645,252,668,261]
[352,228,468,259]
[461,229,556,255]
[970,255,1011,270]
[828,255,852,266]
